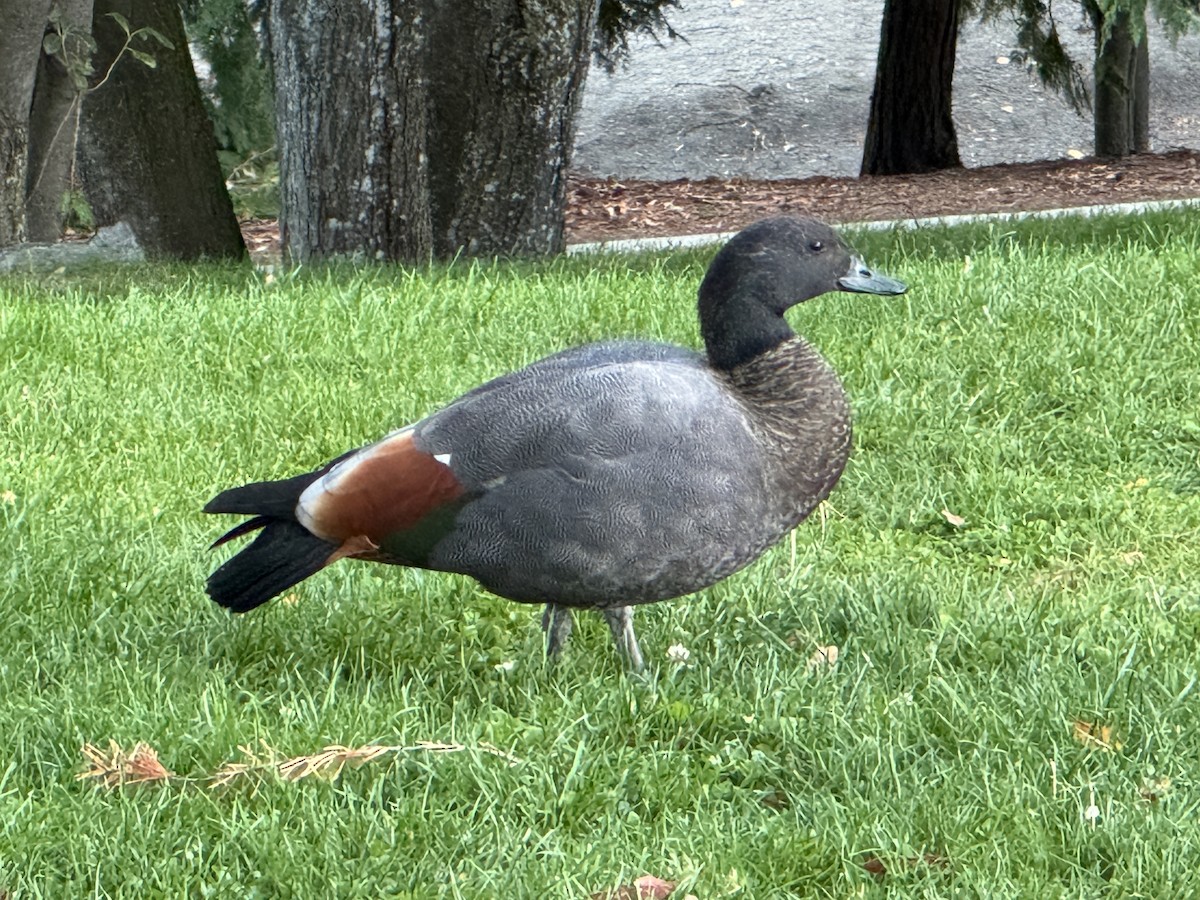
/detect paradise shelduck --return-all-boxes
[204,217,906,670]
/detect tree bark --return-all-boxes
[77,0,244,259]
[0,0,54,246]
[267,0,597,263]
[1090,5,1150,157]
[267,0,432,262]
[1132,26,1149,151]
[26,0,94,241]
[424,0,598,258]
[861,0,962,176]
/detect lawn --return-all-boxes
[2,211,1200,897]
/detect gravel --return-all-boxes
[574,0,1200,180]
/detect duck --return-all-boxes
[204,216,906,670]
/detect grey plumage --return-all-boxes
[415,343,771,606]
[204,216,906,671]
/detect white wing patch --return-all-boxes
[435,452,452,466]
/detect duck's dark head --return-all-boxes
[698,216,906,371]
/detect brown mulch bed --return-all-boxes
[565,149,1200,243]
[240,149,1200,259]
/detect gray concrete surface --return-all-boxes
[574,1,1200,180]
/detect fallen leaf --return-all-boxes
[1067,148,1086,159]
[591,874,676,900]
[634,875,676,899]
[759,788,790,809]
[1072,720,1122,751]
[721,868,743,893]
[1139,774,1172,804]
[862,853,950,880]
[940,508,966,527]
[862,856,888,878]
[805,644,839,674]
[995,55,1010,64]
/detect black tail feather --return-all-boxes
[206,520,338,613]
[210,515,272,550]
[203,472,322,518]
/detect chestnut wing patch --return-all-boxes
[297,429,466,560]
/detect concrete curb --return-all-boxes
[565,196,1200,255]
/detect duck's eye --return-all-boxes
[809,240,824,252]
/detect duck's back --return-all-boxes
[413,340,780,607]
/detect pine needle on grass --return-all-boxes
[77,741,173,788]
[79,738,521,791]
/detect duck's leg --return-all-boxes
[541,603,574,660]
[601,606,644,672]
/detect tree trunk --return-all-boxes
[267,0,597,263]
[861,0,962,176]
[1091,5,1150,157]
[77,0,244,259]
[26,0,94,241]
[1133,26,1149,151]
[267,0,432,262]
[424,0,598,258]
[0,0,54,246]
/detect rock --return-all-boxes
[0,221,145,273]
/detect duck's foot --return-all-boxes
[601,606,645,673]
[541,603,574,661]
[542,603,644,672]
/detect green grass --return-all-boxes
[3,210,1200,897]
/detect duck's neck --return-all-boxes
[699,290,795,371]
[725,336,853,519]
